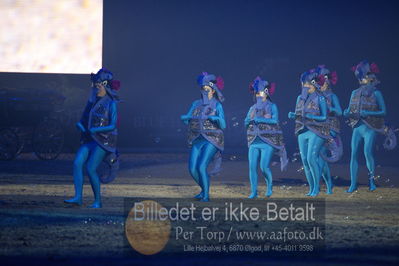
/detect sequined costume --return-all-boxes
[245,77,287,198]
[344,60,388,192]
[288,70,328,197]
[315,65,343,194]
[181,72,226,202]
[65,68,120,208]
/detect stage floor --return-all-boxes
[0,153,398,264]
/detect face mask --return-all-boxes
[301,86,309,99]
[360,82,376,96]
[256,96,264,108]
[362,82,371,88]
[89,86,98,102]
[323,84,331,93]
[201,90,210,105]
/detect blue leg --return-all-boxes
[308,134,325,197]
[317,153,326,185]
[347,126,362,193]
[64,143,90,205]
[248,145,261,198]
[197,142,218,202]
[86,144,107,208]
[298,131,313,196]
[189,139,207,199]
[322,162,333,194]
[363,127,377,191]
[318,147,333,194]
[259,144,274,197]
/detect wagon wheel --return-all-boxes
[0,128,20,160]
[32,118,64,160]
[13,128,26,157]
[16,140,25,156]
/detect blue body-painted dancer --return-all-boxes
[65,68,120,208]
[245,77,287,198]
[181,72,226,202]
[288,70,329,197]
[315,65,343,194]
[344,60,387,193]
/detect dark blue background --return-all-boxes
[1,0,398,163]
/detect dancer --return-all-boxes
[65,68,120,208]
[288,70,329,197]
[344,60,387,192]
[316,65,342,194]
[245,77,287,198]
[181,72,226,202]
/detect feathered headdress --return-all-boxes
[197,72,225,102]
[300,69,319,87]
[351,60,379,81]
[249,76,276,96]
[316,65,338,86]
[90,68,121,99]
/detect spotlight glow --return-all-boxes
[0,0,103,73]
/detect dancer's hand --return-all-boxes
[288,112,296,119]
[304,113,320,120]
[329,107,337,115]
[360,110,368,118]
[180,114,191,121]
[208,116,219,122]
[253,117,264,123]
[180,115,192,125]
[343,108,350,117]
[76,122,86,132]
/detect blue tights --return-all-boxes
[318,130,338,195]
[248,138,274,198]
[318,146,333,194]
[347,123,377,192]
[65,141,107,208]
[188,137,218,202]
[298,130,325,197]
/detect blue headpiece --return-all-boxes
[315,65,338,86]
[250,76,269,93]
[91,68,113,83]
[352,60,379,82]
[249,76,276,96]
[197,72,225,102]
[90,68,120,100]
[300,69,319,86]
[316,65,330,76]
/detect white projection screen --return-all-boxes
[0,0,103,74]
